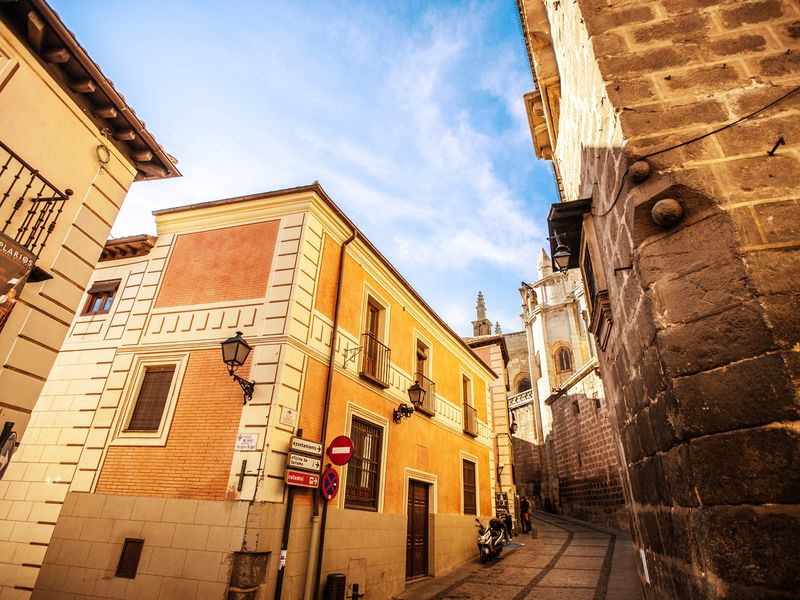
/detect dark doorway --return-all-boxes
[406,480,429,578]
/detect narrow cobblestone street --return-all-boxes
[396,512,643,600]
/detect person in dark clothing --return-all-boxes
[520,496,531,533]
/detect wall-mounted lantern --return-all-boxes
[221,331,256,404]
[552,232,572,272]
[393,382,427,423]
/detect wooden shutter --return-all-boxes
[127,366,175,431]
[463,459,476,515]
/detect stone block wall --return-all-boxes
[34,493,249,599]
[549,374,628,531]
[520,0,800,597]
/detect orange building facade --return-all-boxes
[8,184,498,599]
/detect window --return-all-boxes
[416,340,428,377]
[517,377,531,393]
[115,538,144,579]
[462,459,477,514]
[345,418,383,510]
[414,338,435,415]
[113,353,188,447]
[126,366,175,431]
[359,297,390,387]
[462,375,478,436]
[82,279,120,315]
[555,347,573,373]
[580,216,613,350]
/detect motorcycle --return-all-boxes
[475,517,505,563]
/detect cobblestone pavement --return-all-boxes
[395,511,643,600]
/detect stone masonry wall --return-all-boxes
[549,372,628,531]
[525,0,800,597]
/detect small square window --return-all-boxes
[115,538,144,579]
[82,279,120,315]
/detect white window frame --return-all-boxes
[460,450,480,516]
[340,402,389,512]
[360,284,391,344]
[111,352,189,447]
[413,330,433,379]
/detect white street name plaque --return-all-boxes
[288,453,321,472]
[235,433,258,451]
[290,437,322,456]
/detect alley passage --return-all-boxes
[397,512,643,600]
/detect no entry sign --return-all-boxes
[321,468,339,501]
[327,435,354,466]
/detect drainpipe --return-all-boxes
[302,229,357,600]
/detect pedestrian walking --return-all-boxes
[520,496,531,533]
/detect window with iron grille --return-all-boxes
[345,418,383,510]
[126,366,175,431]
[463,459,477,515]
[82,279,120,315]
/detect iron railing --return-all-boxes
[463,403,478,436]
[359,332,391,388]
[414,372,436,416]
[0,139,72,257]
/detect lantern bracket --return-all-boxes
[233,373,255,405]
[343,345,362,368]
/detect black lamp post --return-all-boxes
[221,331,256,404]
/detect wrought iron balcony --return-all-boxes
[463,403,478,437]
[359,332,390,388]
[0,139,72,257]
[414,372,436,416]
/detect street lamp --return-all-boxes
[407,381,426,411]
[552,231,572,272]
[221,331,256,404]
[394,381,428,423]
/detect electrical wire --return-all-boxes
[592,85,800,218]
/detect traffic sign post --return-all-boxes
[321,468,339,501]
[327,435,354,466]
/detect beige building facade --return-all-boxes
[0,0,178,441]
[5,184,499,599]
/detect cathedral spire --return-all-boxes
[472,291,492,336]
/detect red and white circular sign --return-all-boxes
[327,435,354,466]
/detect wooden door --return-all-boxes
[406,480,429,578]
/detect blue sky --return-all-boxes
[52,0,558,336]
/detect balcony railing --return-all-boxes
[0,139,72,257]
[359,332,390,388]
[414,372,436,416]
[463,403,478,436]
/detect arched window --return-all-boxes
[555,347,573,373]
[517,377,531,393]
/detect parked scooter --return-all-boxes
[475,517,505,563]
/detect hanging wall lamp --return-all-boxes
[221,331,256,404]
